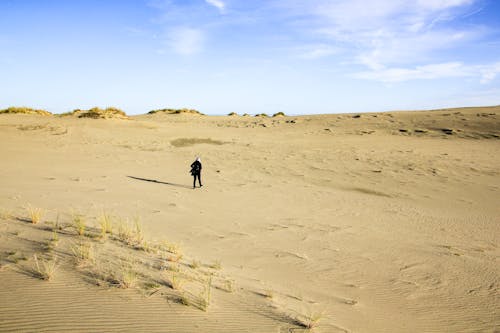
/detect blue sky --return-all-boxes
[1,0,499,115]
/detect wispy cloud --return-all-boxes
[298,44,339,59]
[353,62,470,82]
[306,0,483,66]
[353,61,500,83]
[167,27,204,55]
[205,0,226,13]
[479,62,500,84]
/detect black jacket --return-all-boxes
[190,160,202,175]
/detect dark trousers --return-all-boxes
[193,173,202,188]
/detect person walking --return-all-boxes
[190,157,202,189]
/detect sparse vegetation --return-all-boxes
[255,113,269,117]
[6,209,244,317]
[272,111,286,117]
[170,137,225,147]
[228,112,238,116]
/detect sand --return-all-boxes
[0,106,499,332]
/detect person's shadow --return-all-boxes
[127,176,192,189]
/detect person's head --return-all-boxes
[196,156,201,162]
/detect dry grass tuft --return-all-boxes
[209,259,222,270]
[156,240,182,255]
[189,259,201,269]
[295,310,324,330]
[263,289,274,299]
[199,273,214,311]
[71,241,95,267]
[0,208,13,220]
[166,271,186,290]
[117,217,144,247]
[72,214,86,236]
[178,292,191,306]
[27,205,44,224]
[33,254,58,280]
[117,220,133,243]
[224,279,235,293]
[166,253,183,263]
[98,212,113,238]
[45,230,60,251]
[114,260,138,289]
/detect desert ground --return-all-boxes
[0,106,499,332]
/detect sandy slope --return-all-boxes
[0,106,499,332]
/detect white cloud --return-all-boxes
[353,61,500,83]
[479,62,500,84]
[353,62,469,82]
[205,0,225,13]
[279,0,483,69]
[167,27,204,55]
[417,0,475,10]
[298,44,339,59]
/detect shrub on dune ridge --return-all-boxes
[59,107,127,119]
[79,107,127,119]
[148,108,203,115]
[0,106,52,116]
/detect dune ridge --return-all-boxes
[0,106,499,332]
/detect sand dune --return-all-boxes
[0,106,499,332]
